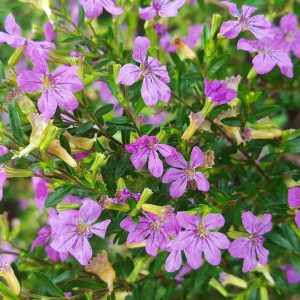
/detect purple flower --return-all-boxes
[17,59,83,119]
[125,135,176,178]
[164,214,183,272]
[220,1,271,39]
[0,242,19,265]
[139,0,185,20]
[31,209,68,262]
[111,188,141,204]
[175,264,193,281]
[228,211,272,273]
[80,0,123,19]
[171,212,230,269]
[204,79,237,105]
[281,265,300,284]
[31,225,68,262]
[276,13,300,58]
[44,22,57,42]
[288,187,300,229]
[237,38,293,78]
[50,199,111,265]
[0,13,55,60]
[162,146,210,198]
[120,212,173,256]
[32,170,49,212]
[0,145,8,202]
[117,36,171,106]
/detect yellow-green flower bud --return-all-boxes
[0,263,21,296]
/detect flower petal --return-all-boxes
[91,219,111,238]
[165,250,182,272]
[220,21,241,39]
[176,212,200,229]
[38,90,58,119]
[79,198,102,224]
[117,64,141,86]
[148,150,163,177]
[190,146,205,168]
[139,6,156,20]
[194,172,210,192]
[132,36,150,63]
[169,176,188,198]
[203,213,225,230]
[17,70,43,93]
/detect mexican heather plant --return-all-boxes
[0,0,299,299]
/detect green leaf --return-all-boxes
[0,152,13,164]
[45,186,74,208]
[201,24,210,50]
[8,103,27,145]
[0,282,20,300]
[253,105,279,120]
[0,60,5,82]
[114,155,130,179]
[78,5,85,29]
[221,117,243,127]
[33,271,64,297]
[95,104,114,117]
[106,80,119,100]
[73,121,95,136]
[208,54,230,76]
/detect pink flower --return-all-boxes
[228,211,272,272]
[139,0,185,20]
[0,13,55,60]
[220,1,271,39]
[170,212,230,270]
[125,135,176,178]
[117,36,171,106]
[49,199,111,265]
[237,38,293,78]
[44,22,57,42]
[288,187,300,229]
[32,170,49,213]
[31,209,68,262]
[17,59,83,119]
[281,265,300,284]
[120,212,174,256]
[162,146,210,198]
[204,78,237,105]
[0,145,9,202]
[80,0,123,19]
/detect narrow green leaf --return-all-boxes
[208,53,230,75]
[221,117,243,127]
[45,186,74,208]
[114,155,130,179]
[253,105,279,120]
[106,80,119,100]
[33,271,64,297]
[0,152,13,164]
[95,104,114,117]
[0,60,5,82]
[8,103,26,145]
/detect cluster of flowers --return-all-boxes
[0,0,300,290]
[121,210,272,273]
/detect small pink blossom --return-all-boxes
[162,147,210,198]
[17,58,83,119]
[125,135,176,178]
[228,211,272,272]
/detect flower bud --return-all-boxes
[91,153,107,172]
[173,38,197,61]
[203,150,215,169]
[247,67,257,81]
[219,272,247,289]
[8,89,37,115]
[85,251,115,293]
[0,212,10,241]
[242,127,282,141]
[255,264,275,286]
[4,69,17,86]
[13,114,59,159]
[182,112,205,141]
[127,257,148,283]
[135,188,153,210]
[0,262,21,296]
[3,166,33,178]
[64,132,95,153]
[8,47,24,67]
[113,64,121,84]
[47,140,77,168]
[117,178,126,190]
[56,202,80,211]
[156,130,166,143]
[210,14,222,39]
